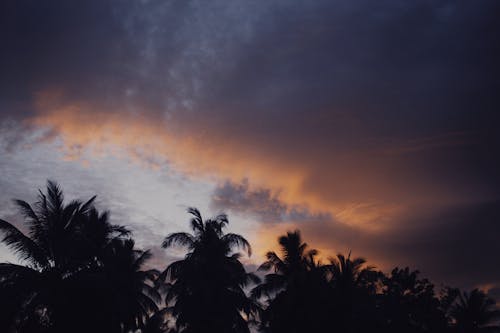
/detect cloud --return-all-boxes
[3,0,496,216]
[211,180,288,222]
[210,179,331,223]
[1,0,500,293]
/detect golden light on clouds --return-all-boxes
[30,90,407,236]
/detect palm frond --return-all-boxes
[0,262,40,281]
[259,252,284,273]
[222,233,252,256]
[111,224,131,237]
[0,219,48,268]
[162,232,195,249]
[13,199,47,245]
[187,207,204,232]
[214,213,229,232]
[251,273,286,300]
[35,190,50,224]
[134,250,153,270]
[161,260,185,282]
[46,179,64,213]
[79,195,97,215]
[141,283,163,305]
[62,199,82,229]
[12,199,39,224]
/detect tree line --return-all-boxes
[0,181,498,333]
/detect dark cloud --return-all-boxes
[211,179,331,223]
[2,0,499,146]
[211,179,287,222]
[0,0,186,117]
[185,0,500,207]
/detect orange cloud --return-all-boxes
[28,90,440,236]
[31,92,315,208]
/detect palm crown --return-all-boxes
[251,230,319,300]
[161,208,259,333]
[0,181,158,333]
[449,288,500,332]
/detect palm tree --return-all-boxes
[0,181,100,332]
[327,253,379,332]
[67,238,162,333]
[251,230,319,300]
[0,180,157,333]
[380,267,447,333]
[328,252,377,292]
[74,206,130,264]
[251,230,328,333]
[160,208,259,333]
[449,289,500,332]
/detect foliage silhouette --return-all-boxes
[447,288,500,332]
[1,181,499,333]
[0,181,159,333]
[378,267,448,332]
[325,253,381,332]
[160,208,259,333]
[251,230,331,333]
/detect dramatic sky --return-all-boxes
[1,0,499,295]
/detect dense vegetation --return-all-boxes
[0,181,498,332]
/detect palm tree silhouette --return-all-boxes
[73,239,161,332]
[251,230,318,299]
[160,208,259,333]
[327,252,379,293]
[0,181,158,333]
[380,267,447,333]
[0,181,101,332]
[449,288,500,332]
[329,253,393,332]
[251,230,328,333]
[2,182,497,333]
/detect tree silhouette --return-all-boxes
[447,288,500,332]
[66,238,162,333]
[251,230,318,299]
[252,230,329,333]
[328,253,377,291]
[0,181,99,332]
[379,267,447,333]
[1,182,498,333]
[0,181,159,333]
[160,208,259,333]
[326,253,381,332]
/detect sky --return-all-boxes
[1,0,500,296]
